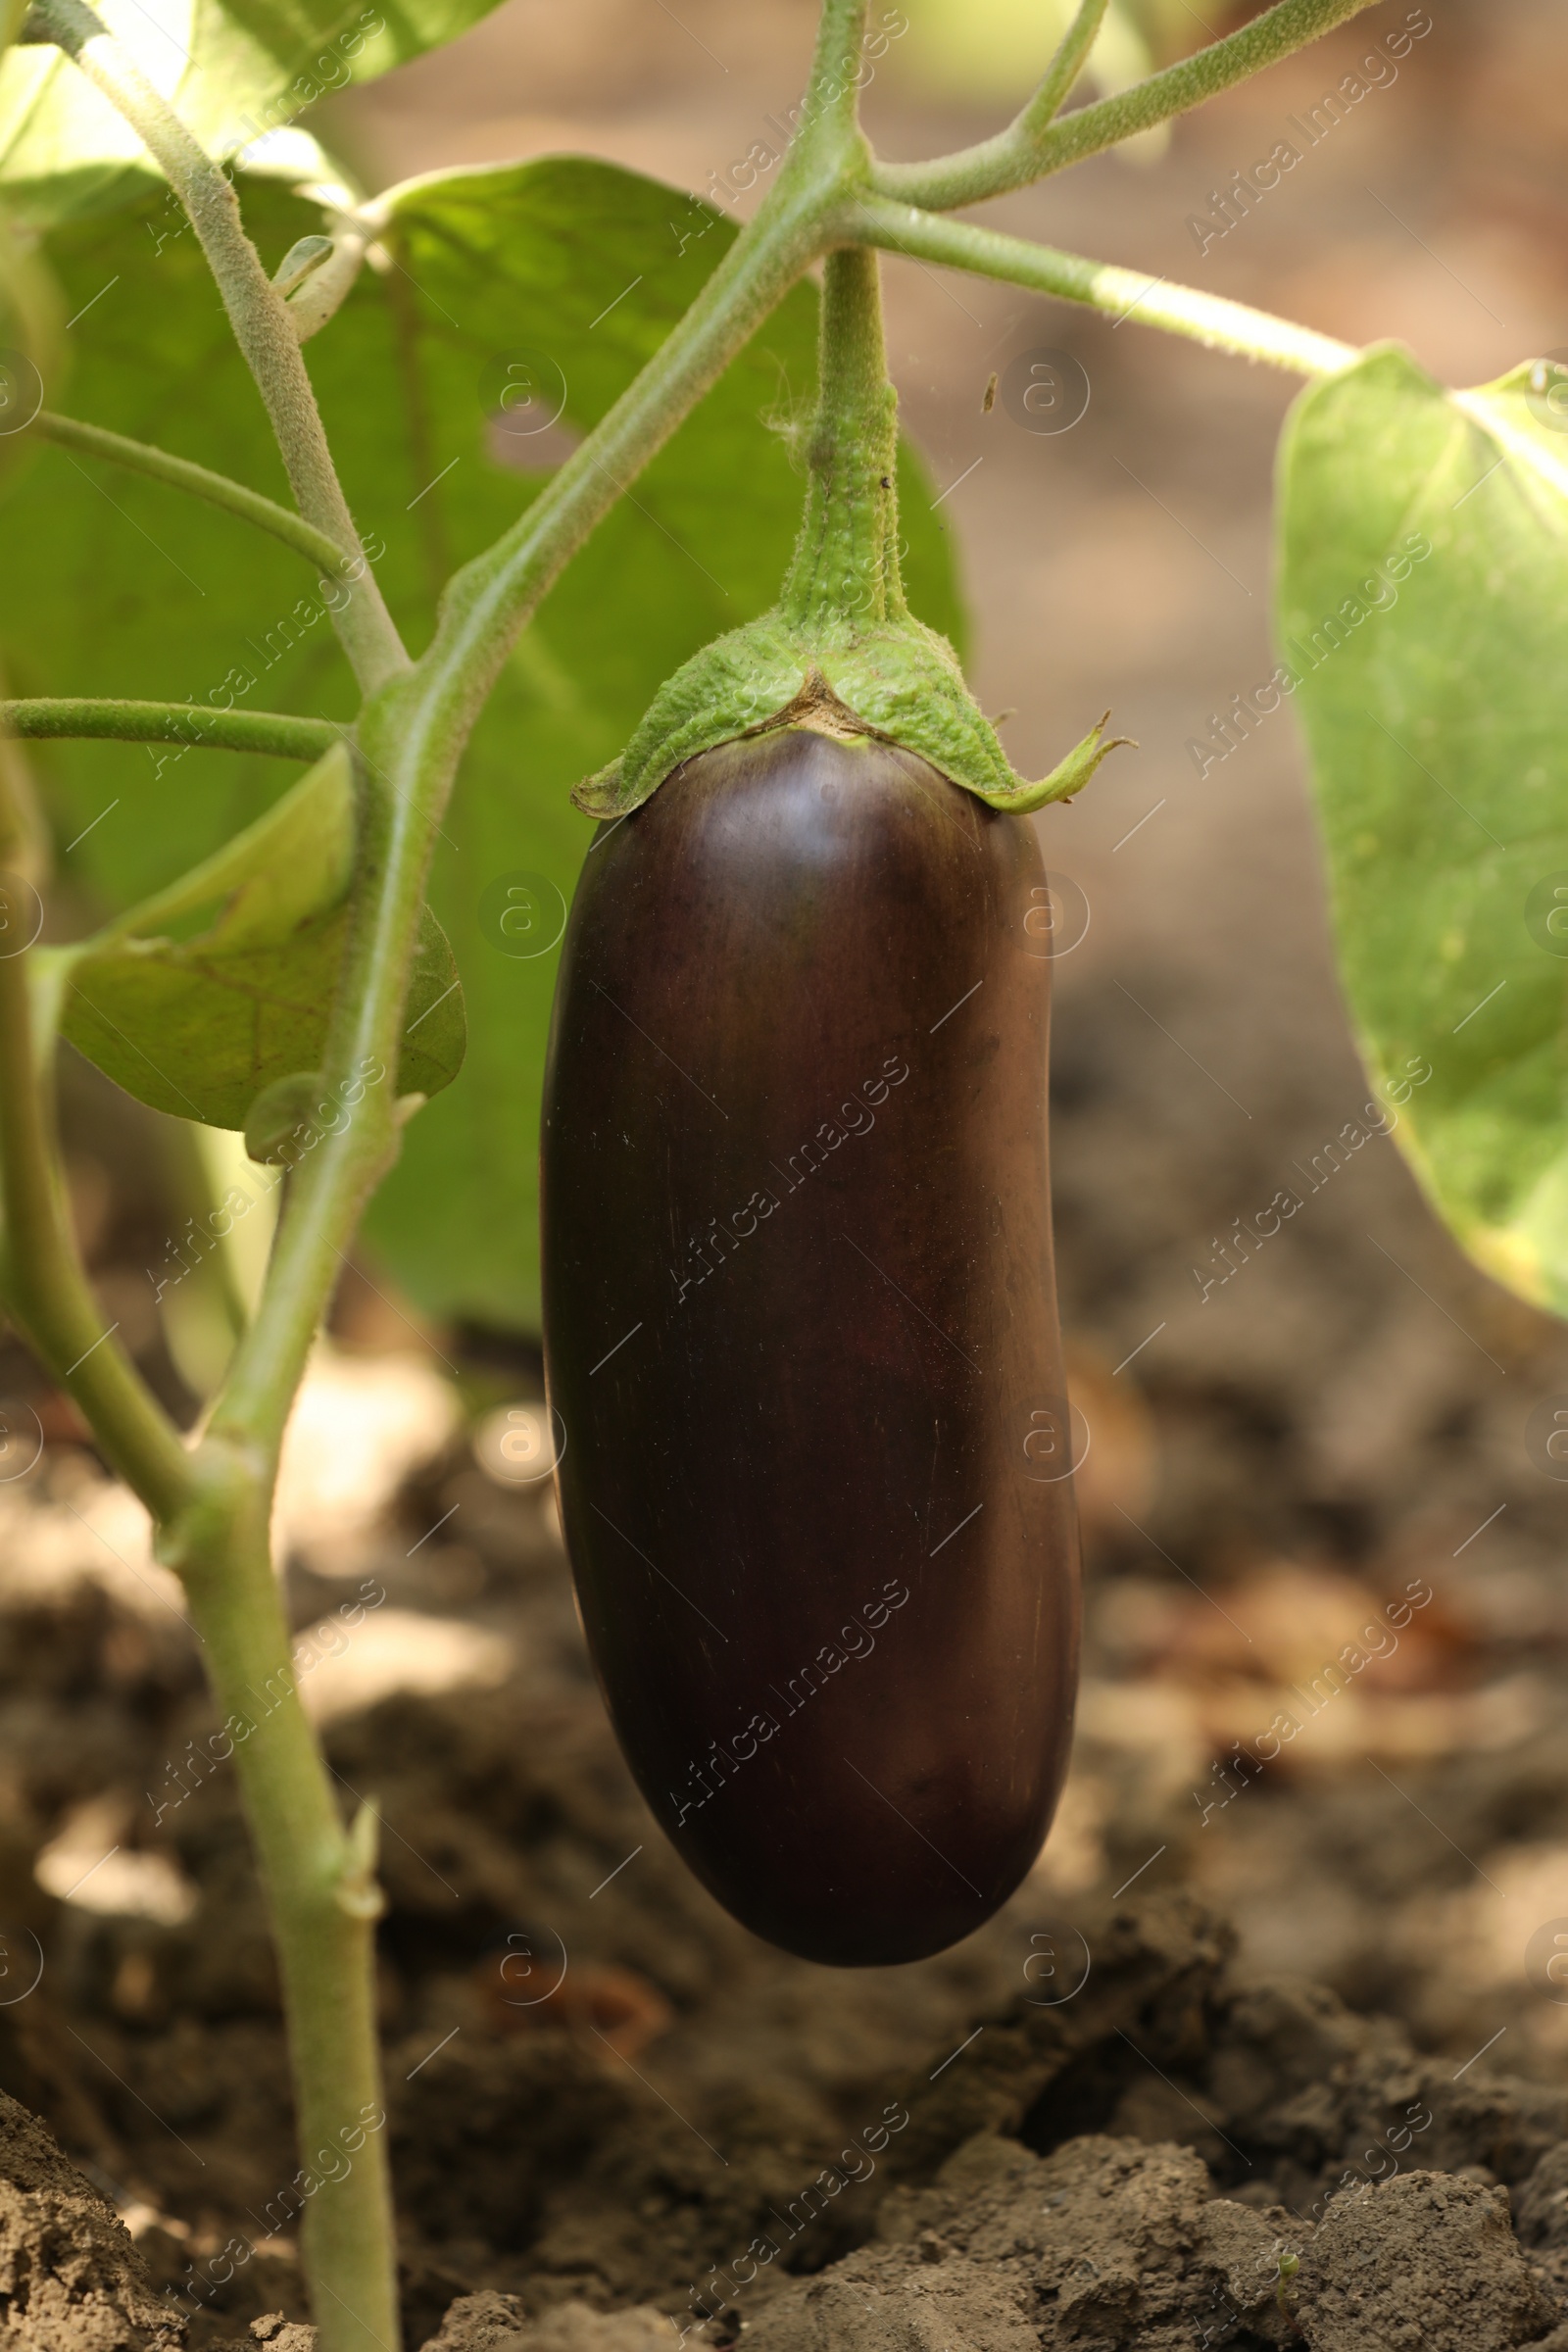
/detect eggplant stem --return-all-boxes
[780,245,906,632]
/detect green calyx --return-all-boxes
[575,245,1133,824]
[572,612,1132,818]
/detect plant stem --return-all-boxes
[872,0,1383,209]
[4,698,340,760]
[780,244,905,628]
[26,0,408,694]
[1026,0,1112,132]
[803,0,872,136]
[852,196,1359,377]
[166,1478,395,2352]
[206,747,404,1465]
[208,158,870,1457]
[32,413,365,581]
[12,41,405,2348]
[0,907,193,1519]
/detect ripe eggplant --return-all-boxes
[541,720,1080,1967]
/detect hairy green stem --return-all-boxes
[4,698,341,760]
[31,413,366,582]
[781,245,904,628]
[1026,0,1112,133]
[26,0,407,693]
[0,716,189,1518]
[206,745,403,1465]
[852,197,1359,376]
[805,0,873,136]
[16,27,405,2346]
[872,0,1384,209]
[166,1479,395,2352]
[0,905,193,1518]
[0,748,397,2352]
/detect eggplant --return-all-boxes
[541,719,1080,1966]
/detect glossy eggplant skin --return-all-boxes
[541,726,1080,1967]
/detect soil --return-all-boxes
[14,1829,1568,2347]
[7,1416,1568,2350]
[5,0,1568,2345]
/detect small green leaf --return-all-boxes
[54,743,466,1126]
[243,1068,325,1163]
[1277,341,1568,1316]
[272,232,332,296]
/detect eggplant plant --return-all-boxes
[0,0,1559,2339]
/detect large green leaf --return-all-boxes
[53,743,466,1124]
[1277,343,1568,1316]
[0,156,963,1328]
[0,0,510,224]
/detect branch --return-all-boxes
[206,99,870,1462]
[0,897,194,1520]
[25,0,408,694]
[1024,0,1111,134]
[871,0,1384,210]
[5,697,340,760]
[853,197,1359,377]
[0,745,192,1519]
[804,0,873,137]
[32,413,363,582]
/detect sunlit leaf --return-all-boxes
[1277,342,1568,1318]
[0,0,511,224]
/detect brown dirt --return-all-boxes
[0,2090,178,2352]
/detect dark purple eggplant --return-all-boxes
[541,721,1080,1967]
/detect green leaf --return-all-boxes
[1276,342,1568,1317]
[0,189,355,910]
[53,742,465,1125]
[0,157,963,1328]
[0,0,510,225]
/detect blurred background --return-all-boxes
[4,0,1568,2337]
